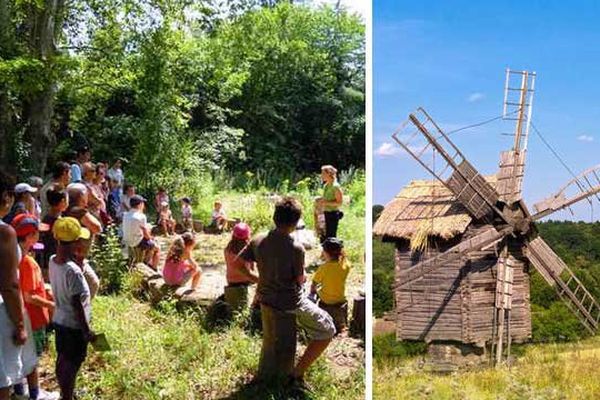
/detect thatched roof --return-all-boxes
[373,177,497,247]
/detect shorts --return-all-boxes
[32,329,47,356]
[287,297,336,341]
[54,324,88,365]
[0,303,38,388]
[138,238,157,250]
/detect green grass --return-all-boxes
[42,295,364,399]
[188,170,365,280]
[373,336,600,399]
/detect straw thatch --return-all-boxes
[373,177,497,247]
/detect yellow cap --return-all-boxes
[52,217,91,242]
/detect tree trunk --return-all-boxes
[22,0,65,176]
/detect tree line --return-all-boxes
[0,0,365,192]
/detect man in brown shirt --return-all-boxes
[242,197,335,384]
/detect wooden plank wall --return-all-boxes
[395,224,532,344]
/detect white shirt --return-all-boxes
[71,163,82,183]
[122,210,146,247]
[49,256,91,329]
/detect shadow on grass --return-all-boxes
[217,378,314,400]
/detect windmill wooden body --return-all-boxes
[373,70,600,366]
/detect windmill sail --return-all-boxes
[497,70,536,203]
[525,236,600,334]
[393,108,505,221]
[532,164,600,220]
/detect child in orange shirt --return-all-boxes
[13,214,55,353]
[11,213,58,400]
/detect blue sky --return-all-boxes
[374,1,600,221]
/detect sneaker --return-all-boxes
[36,388,60,400]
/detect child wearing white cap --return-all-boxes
[3,183,38,225]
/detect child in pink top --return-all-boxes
[224,223,258,285]
[162,232,201,290]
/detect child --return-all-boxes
[4,182,37,224]
[241,197,335,383]
[154,187,169,212]
[158,201,175,236]
[210,200,227,232]
[121,183,135,213]
[162,232,201,290]
[180,197,193,232]
[310,238,351,333]
[11,213,59,400]
[49,217,95,400]
[122,195,160,269]
[40,186,69,277]
[225,223,258,285]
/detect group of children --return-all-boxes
[1,170,98,400]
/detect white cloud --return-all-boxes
[578,135,594,142]
[375,142,401,157]
[467,92,485,103]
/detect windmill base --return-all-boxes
[424,342,487,373]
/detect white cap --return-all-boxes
[161,201,169,207]
[15,183,37,194]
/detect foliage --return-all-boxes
[373,334,427,359]
[1,1,365,182]
[373,236,395,317]
[89,226,127,294]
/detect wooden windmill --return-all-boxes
[373,70,600,367]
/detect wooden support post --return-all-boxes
[350,294,365,339]
[257,304,297,379]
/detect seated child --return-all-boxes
[11,213,59,400]
[158,201,175,236]
[154,187,169,212]
[122,195,160,269]
[224,223,259,311]
[225,223,259,286]
[180,197,193,232]
[310,237,351,333]
[162,232,201,290]
[210,200,227,232]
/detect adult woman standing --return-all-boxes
[318,165,343,241]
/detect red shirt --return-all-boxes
[19,255,50,330]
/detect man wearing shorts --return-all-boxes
[242,196,335,384]
[122,195,160,269]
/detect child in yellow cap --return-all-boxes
[49,217,95,400]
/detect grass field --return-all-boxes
[374,335,600,400]
[38,173,366,399]
[40,295,364,400]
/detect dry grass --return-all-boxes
[374,336,600,399]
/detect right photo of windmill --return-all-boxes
[372,2,600,398]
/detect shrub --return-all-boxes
[373,333,427,359]
[89,226,127,294]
